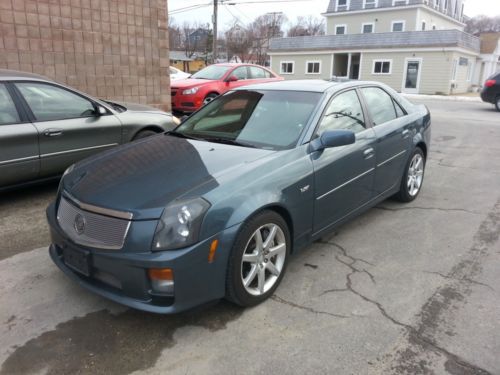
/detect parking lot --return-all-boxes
[0,99,499,375]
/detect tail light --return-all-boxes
[485,80,496,87]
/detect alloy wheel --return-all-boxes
[240,224,287,296]
[407,153,424,196]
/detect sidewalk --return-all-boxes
[402,93,482,102]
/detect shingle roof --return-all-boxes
[169,51,194,61]
[269,30,480,53]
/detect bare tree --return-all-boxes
[225,23,254,62]
[250,12,288,66]
[287,16,325,37]
[465,15,500,34]
[168,20,183,50]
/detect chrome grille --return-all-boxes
[57,197,131,250]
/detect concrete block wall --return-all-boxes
[0,0,171,111]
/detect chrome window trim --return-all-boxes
[41,143,118,158]
[0,155,38,166]
[63,191,134,220]
[317,168,375,200]
[377,150,407,167]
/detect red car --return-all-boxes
[170,63,283,113]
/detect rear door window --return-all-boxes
[318,90,366,134]
[0,84,21,125]
[361,87,398,125]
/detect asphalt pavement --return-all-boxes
[0,99,499,375]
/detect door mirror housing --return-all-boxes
[309,130,355,152]
[94,105,107,116]
[226,75,239,82]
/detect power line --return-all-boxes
[169,3,211,15]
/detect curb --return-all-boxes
[402,93,482,102]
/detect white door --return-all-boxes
[402,59,422,94]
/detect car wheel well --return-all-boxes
[416,142,427,160]
[133,126,163,138]
[248,205,294,253]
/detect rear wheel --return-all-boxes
[394,147,426,202]
[495,96,500,112]
[133,129,158,141]
[226,211,290,307]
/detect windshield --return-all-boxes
[191,65,232,80]
[174,90,321,150]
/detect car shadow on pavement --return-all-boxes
[1,300,244,375]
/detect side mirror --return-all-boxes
[95,105,107,116]
[309,130,355,152]
[226,75,238,82]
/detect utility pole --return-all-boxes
[212,0,218,64]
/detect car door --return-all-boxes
[225,66,252,90]
[248,66,273,84]
[14,81,122,178]
[359,87,412,195]
[0,82,40,188]
[312,89,377,233]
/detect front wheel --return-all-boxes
[394,147,426,202]
[226,211,290,307]
[495,96,500,112]
[203,93,218,105]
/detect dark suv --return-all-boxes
[480,72,500,111]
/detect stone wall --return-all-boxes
[0,0,170,111]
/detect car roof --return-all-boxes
[0,69,51,82]
[233,79,384,93]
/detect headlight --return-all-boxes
[182,87,199,95]
[152,198,210,251]
[172,116,181,126]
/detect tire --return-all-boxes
[203,93,218,105]
[226,210,290,307]
[133,129,158,140]
[394,147,426,202]
[495,96,500,112]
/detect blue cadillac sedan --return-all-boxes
[47,80,431,313]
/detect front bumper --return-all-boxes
[47,202,241,314]
[171,91,203,113]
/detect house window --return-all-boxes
[336,0,349,11]
[362,23,374,33]
[363,0,376,9]
[392,21,405,32]
[280,61,294,75]
[373,60,392,74]
[306,61,321,74]
[421,21,426,30]
[335,25,347,35]
[392,0,409,5]
[435,0,440,8]
[444,0,448,11]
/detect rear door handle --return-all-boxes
[402,129,410,139]
[43,128,63,137]
[363,147,375,159]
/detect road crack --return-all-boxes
[270,295,349,319]
[422,270,495,292]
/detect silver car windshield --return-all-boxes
[175,90,321,150]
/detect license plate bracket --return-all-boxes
[63,247,91,277]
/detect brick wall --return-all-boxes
[0,0,171,111]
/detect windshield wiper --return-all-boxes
[167,131,205,141]
[205,137,257,148]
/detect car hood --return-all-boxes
[115,102,166,114]
[62,134,274,220]
[171,78,216,89]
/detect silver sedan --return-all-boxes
[0,69,179,190]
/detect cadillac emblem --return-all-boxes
[74,214,86,235]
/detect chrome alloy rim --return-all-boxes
[407,153,424,196]
[203,95,216,105]
[241,224,287,296]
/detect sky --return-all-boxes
[168,0,500,29]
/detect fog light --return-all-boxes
[148,268,174,295]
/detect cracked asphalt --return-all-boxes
[1,100,499,375]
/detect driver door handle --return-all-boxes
[402,129,410,139]
[363,147,375,159]
[43,128,63,137]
